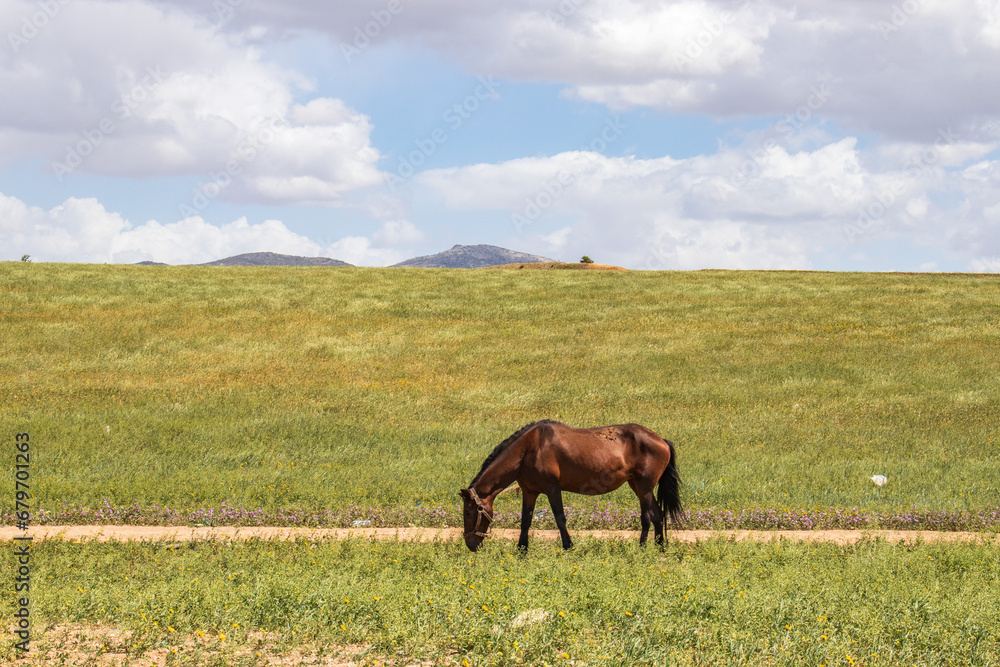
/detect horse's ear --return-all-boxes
[459,488,471,500]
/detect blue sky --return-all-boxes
[2,0,999,270]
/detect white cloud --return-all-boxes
[171,0,1000,140]
[644,220,813,270]
[5,0,1000,271]
[0,191,428,266]
[324,219,424,266]
[225,98,383,205]
[559,1,1000,139]
[0,193,129,262]
[0,191,408,264]
[371,219,423,246]
[541,226,572,249]
[0,0,382,204]
[111,217,325,264]
[416,136,1000,270]
[420,139,875,222]
[324,237,405,267]
[970,257,1000,272]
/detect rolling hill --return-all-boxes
[390,244,556,268]
[199,252,353,267]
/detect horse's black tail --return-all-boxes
[657,440,684,526]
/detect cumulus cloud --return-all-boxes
[111,217,326,265]
[417,135,1000,270]
[0,0,382,204]
[213,98,383,206]
[0,192,318,263]
[5,0,999,270]
[0,193,130,262]
[0,192,420,265]
[323,237,401,267]
[371,219,423,246]
[164,0,1000,140]
[324,219,424,266]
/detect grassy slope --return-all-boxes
[2,263,999,517]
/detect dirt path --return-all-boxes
[3,525,998,545]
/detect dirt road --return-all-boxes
[3,525,998,545]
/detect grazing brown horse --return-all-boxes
[459,420,682,552]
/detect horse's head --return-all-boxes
[459,487,493,552]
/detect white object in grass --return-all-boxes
[870,475,887,486]
[511,609,550,628]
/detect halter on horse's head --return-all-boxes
[459,487,493,548]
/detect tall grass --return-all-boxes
[2,263,998,518]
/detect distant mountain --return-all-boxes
[200,252,352,267]
[392,244,555,268]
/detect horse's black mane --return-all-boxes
[469,419,556,487]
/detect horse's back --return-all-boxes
[523,421,671,494]
[548,422,669,455]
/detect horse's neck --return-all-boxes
[474,444,521,498]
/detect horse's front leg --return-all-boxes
[547,488,573,550]
[518,490,538,552]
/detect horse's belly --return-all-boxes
[559,467,629,495]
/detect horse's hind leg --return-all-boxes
[546,488,573,550]
[630,482,662,547]
[642,496,665,547]
[650,500,665,547]
[518,490,538,552]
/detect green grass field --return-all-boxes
[3,263,1000,664]
[4,536,998,665]
[3,263,998,517]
